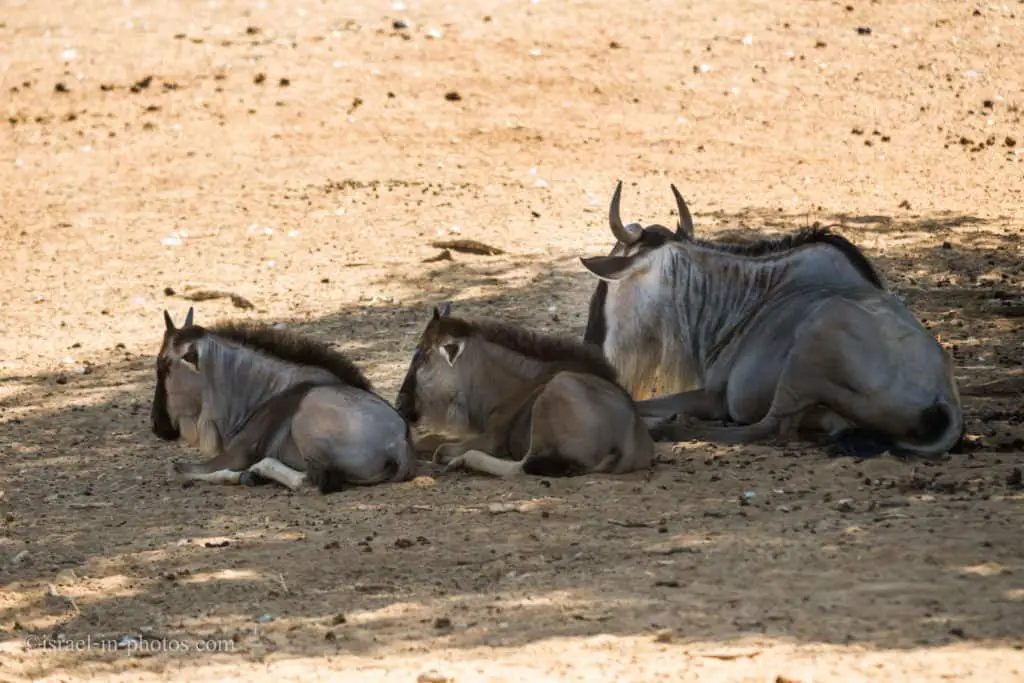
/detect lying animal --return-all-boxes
[580,181,964,459]
[394,303,654,477]
[151,308,416,492]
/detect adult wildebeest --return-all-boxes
[580,182,964,458]
[151,308,416,492]
[393,303,654,477]
[583,182,697,398]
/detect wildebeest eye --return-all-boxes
[182,345,199,368]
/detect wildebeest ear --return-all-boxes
[183,307,194,328]
[440,341,464,367]
[579,254,646,281]
[440,301,452,317]
[181,343,199,371]
[164,310,176,332]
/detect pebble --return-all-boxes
[417,672,452,683]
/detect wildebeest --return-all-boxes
[151,308,416,492]
[583,182,696,397]
[579,182,963,458]
[393,303,654,477]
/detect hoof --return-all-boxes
[432,443,459,465]
[648,423,678,442]
[442,455,466,473]
[238,471,267,487]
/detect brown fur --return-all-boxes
[396,309,652,479]
[174,321,374,392]
[424,316,619,383]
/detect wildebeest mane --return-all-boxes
[696,226,883,289]
[436,317,619,383]
[174,321,374,392]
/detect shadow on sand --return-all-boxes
[2,212,1022,677]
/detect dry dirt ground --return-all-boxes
[1,0,1023,681]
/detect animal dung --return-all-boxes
[422,248,453,263]
[428,239,504,256]
[179,288,255,310]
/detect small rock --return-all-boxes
[7,550,30,567]
[54,82,70,93]
[324,630,336,641]
[856,26,872,35]
[949,626,967,639]
[1007,136,1018,148]
[417,671,452,683]
[433,616,452,630]
[279,78,290,87]
[130,76,153,92]
[55,569,78,585]
[324,540,340,550]
[394,538,414,549]
[393,19,409,30]
[254,73,267,85]
[942,241,952,249]
[833,498,856,513]
[116,636,140,649]
[444,90,462,101]
[55,375,69,385]
[331,613,347,625]
[1006,467,1022,489]
[653,629,674,643]
[164,287,176,296]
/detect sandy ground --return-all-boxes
[1,0,1023,681]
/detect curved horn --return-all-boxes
[183,307,194,328]
[609,181,643,245]
[163,310,176,332]
[671,184,694,239]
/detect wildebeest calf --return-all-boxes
[152,308,416,492]
[394,303,654,477]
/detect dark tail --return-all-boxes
[827,428,901,459]
[521,452,588,477]
[912,404,951,443]
[828,403,961,459]
[306,453,407,494]
[305,461,352,494]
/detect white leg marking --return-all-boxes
[186,469,243,485]
[445,449,524,478]
[247,458,307,491]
